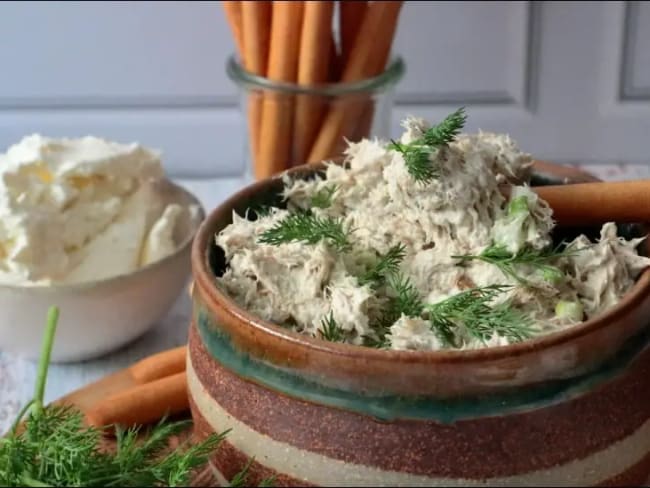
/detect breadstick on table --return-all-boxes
[531,179,650,226]
[258,1,305,177]
[293,1,335,164]
[241,1,271,170]
[222,1,244,56]
[129,345,187,384]
[307,1,403,163]
[86,372,189,429]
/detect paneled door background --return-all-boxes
[0,1,648,177]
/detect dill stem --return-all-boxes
[32,306,60,418]
[20,475,51,487]
[9,399,34,435]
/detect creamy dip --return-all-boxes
[215,116,650,351]
[0,135,197,285]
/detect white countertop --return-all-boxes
[1,165,649,434]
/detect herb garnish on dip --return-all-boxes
[215,109,650,351]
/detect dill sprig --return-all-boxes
[388,107,467,184]
[228,457,254,487]
[310,185,338,209]
[0,307,233,487]
[453,243,574,285]
[358,244,406,288]
[363,270,423,347]
[259,475,278,487]
[420,107,467,147]
[386,272,424,319]
[426,285,536,346]
[318,312,346,342]
[226,457,275,486]
[258,210,351,252]
[388,140,438,184]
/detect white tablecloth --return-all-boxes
[1,165,649,434]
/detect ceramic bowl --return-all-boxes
[188,161,650,486]
[0,179,205,363]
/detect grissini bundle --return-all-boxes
[307,1,403,163]
[293,1,335,164]
[222,1,403,176]
[257,1,304,178]
[241,1,271,171]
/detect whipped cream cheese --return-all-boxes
[0,134,193,285]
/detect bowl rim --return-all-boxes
[0,178,206,294]
[192,160,650,364]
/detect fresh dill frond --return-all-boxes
[310,185,338,209]
[144,426,227,487]
[0,405,228,487]
[258,210,351,252]
[453,243,574,285]
[318,312,346,342]
[388,140,438,184]
[228,457,254,487]
[0,306,231,488]
[370,273,423,343]
[259,475,278,487]
[386,272,424,319]
[388,108,467,184]
[224,455,277,487]
[426,285,536,345]
[420,107,467,147]
[466,301,537,344]
[359,243,407,288]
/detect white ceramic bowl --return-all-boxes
[0,179,205,363]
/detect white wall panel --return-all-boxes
[0,1,235,107]
[0,1,649,177]
[392,1,533,106]
[620,1,650,100]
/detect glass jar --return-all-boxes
[226,55,405,182]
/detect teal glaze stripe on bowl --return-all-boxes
[196,308,650,424]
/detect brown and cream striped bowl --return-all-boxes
[188,161,650,486]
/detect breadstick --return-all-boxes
[339,0,367,68]
[241,1,271,75]
[222,1,244,56]
[351,105,374,141]
[340,1,371,143]
[129,346,187,384]
[308,1,403,163]
[328,31,341,82]
[258,1,305,177]
[293,1,335,164]
[86,372,188,429]
[241,1,272,172]
[532,180,650,226]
